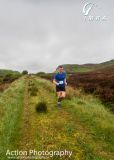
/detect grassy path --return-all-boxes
[19,76,114,160]
[0,75,114,160]
[19,76,35,153]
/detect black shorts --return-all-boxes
[56,85,65,92]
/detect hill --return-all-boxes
[0,69,20,77]
[0,75,114,160]
[36,60,114,109]
[62,59,114,73]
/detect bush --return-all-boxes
[35,101,47,113]
[22,70,28,75]
[2,74,20,83]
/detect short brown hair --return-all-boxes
[58,65,63,69]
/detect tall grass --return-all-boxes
[29,77,114,159]
[1,75,113,160]
[32,77,114,159]
[0,78,25,160]
[63,92,114,159]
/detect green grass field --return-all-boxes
[0,75,114,160]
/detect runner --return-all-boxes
[53,65,67,107]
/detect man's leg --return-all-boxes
[58,91,66,102]
[57,92,61,98]
[61,91,66,98]
[57,91,66,105]
[57,92,62,107]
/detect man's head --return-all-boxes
[57,65,63,73]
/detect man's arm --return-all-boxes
[64,78,67,85]
[53,79,59,86]
[64,72,67,85]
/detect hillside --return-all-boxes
[0,69,20,77]
[62,59,114,73]
[68,70,114,110]
[0,75,114,160]
[36,60,114,110]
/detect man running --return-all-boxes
[53,65,67,107]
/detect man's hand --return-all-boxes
[53,79,59,86]
[56,82,59,86]
[65,82,67,86]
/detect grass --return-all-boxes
[62,95,114,159]
[0,75,114,160]
[0,77,25,160]
[27,76,114,160]
[28,80,38,96]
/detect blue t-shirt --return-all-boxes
[54,72,66,87]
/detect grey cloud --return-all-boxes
[0,0,114,73]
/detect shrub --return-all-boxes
[2,74,19,83]
[68,72,114,106]
[22,70,28,75]
[35,101,47,113]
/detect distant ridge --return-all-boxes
[62,59,114,73]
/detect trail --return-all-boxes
[18,76,81,159]
[19,77,35,154]
[18,75,114,160]
[1,75,114,160]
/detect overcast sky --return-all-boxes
[0,0,114,73]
